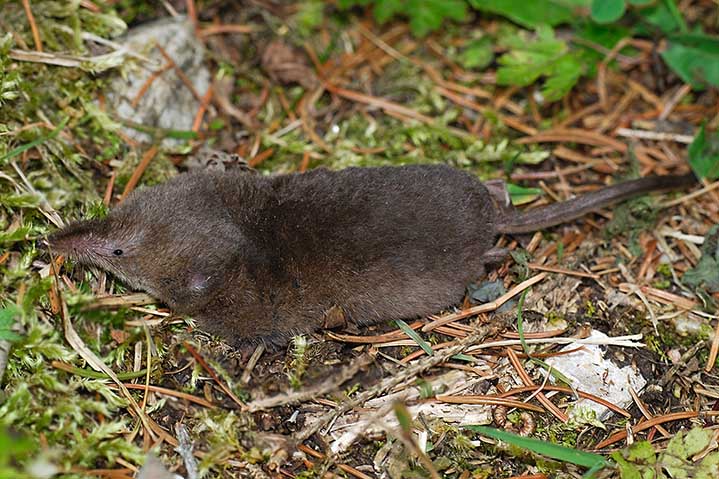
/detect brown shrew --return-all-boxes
[48,164,695,346]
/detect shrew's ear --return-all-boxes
[188,272,210,293]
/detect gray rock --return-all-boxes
[106,16,210,144]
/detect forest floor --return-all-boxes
[2,1,719,478]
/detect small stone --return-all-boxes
[106,16,211,145]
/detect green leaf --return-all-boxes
[611,451,643,479]
[661,34,719,89]
[688,125,719,180]
[414,379,435,398]
[697,452,719,478]
[406,0,468,37]
[469,0,589,28]
[635,1,683,35]
[451,353,476,362]
[497,26,566,86]
[469,280,506,303]
[505,183,543,205]
[660,0,688,33]
[510,249,531,279]
[662,428,716,479]
[0,305,22,342]
[459,37,494,70]
[682,428,712,456]
[590,0,626,23]
[343,0,467,36]
[465,425,608,469]
[610,441,657,479]
[542,53,583,101]
[337,0,372,8]
[373,0,403,23]
[574,22,633,67]
[625,441,657,463]
[577,22,632,50]
[496,26,584,101]
[395,319,434,356]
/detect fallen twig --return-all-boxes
[245,354,373,412]
[120,145,159,202]
[507,348,568,423]
[296,320,508,445]
[183,341,245,408]
[595,411,702,449]
[21,0,43,52]
[615,127,694,144]
[423,273,548,332]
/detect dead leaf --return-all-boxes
[322,305,347,329]
[110,329,129,344]
[261,40,318,89]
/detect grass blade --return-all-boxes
[0,117,69,164]
[396,319,434,356]
[465,425,608,469]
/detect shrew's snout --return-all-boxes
[46,222,99,257]
[46,230,75,257]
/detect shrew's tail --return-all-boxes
[496,173,697,234]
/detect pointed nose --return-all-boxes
[46,219,106,260]
[46,229,77,256]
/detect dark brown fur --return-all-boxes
[48,165,695,346]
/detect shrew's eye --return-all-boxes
[113,249,124,256]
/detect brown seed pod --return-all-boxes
[492,405,508,428]
[515,412,536,436]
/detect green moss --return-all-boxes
[193,409,258,476]
[645,333,669,360]
[286,335,309,389]
[294,470,322,479]
[261,109,543,176]
[0,2,169,475]
[544,422,579,449]
[653,318,712,355]
[545,310,567,328]
[583,300,596,318]
[604,196,658,256]
[114,150,177,191]
[294,0,326,37]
